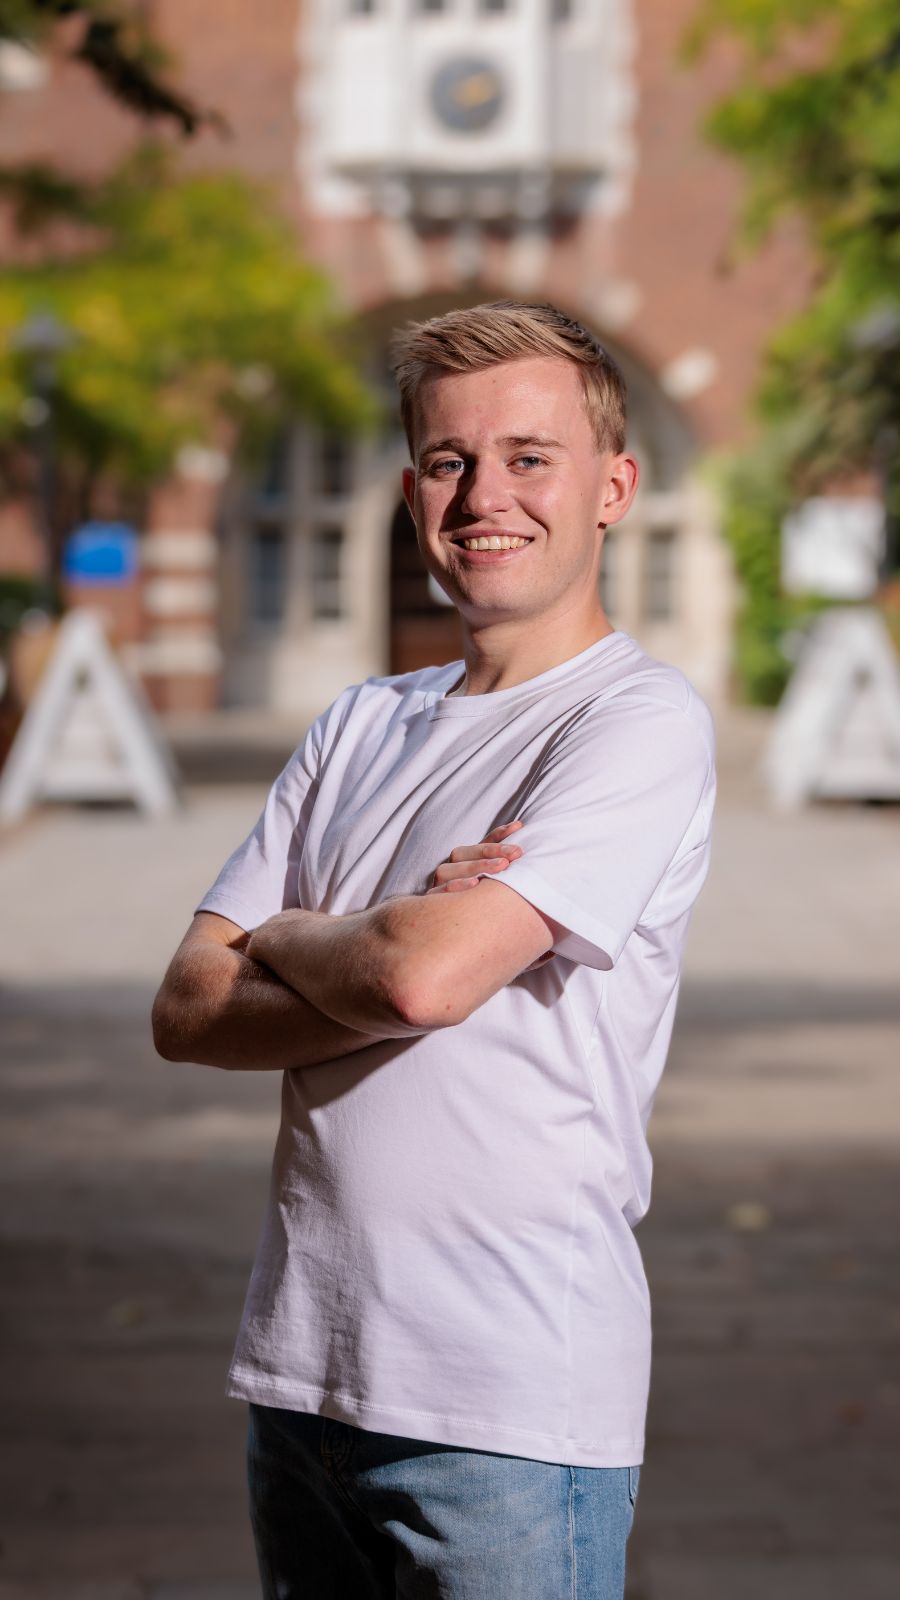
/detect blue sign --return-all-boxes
[63,522,138,586]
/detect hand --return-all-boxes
[426,819,525,894]
[427,820,554,972]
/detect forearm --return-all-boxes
[245,901,429,1034]
[247,882,555,1033]
[152,938,407,1071]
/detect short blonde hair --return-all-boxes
[390,300,627,457]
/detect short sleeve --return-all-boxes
[474,692,715,971]
[194,719,323,933]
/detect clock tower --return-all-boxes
[299,0,637,227]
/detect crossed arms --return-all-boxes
[152,824,560,1072]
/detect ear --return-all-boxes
[598,453,640,528]
[402,465,416,521]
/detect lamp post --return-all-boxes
[9,310,77,613]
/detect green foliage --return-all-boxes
[0,146,378,504]
[0,8,377,580]
[0,570,47,643]
[703,443,834,704]
[684,0,900,700]
[0,1,218,135]
[0,162,98,235]
[681,0,838,64]
[0,3,223,235]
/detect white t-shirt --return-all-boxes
[196,629,716,1467]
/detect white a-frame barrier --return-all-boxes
[764,606,900,809]
[0,608,181,824]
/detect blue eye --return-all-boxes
[515,455,543,469]
[433,458,465,475]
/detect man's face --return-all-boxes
[402,355,637,625]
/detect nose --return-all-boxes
[459,458,513,520]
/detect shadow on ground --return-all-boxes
[1,974,899,1598]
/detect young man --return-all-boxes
[152,301,716,1599]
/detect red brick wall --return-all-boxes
[619,0,817,448]
[0,0,824,707]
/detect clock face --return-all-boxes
[430,57,505,134]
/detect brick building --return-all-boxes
[0,0,815,713]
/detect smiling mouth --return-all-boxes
[450,534,534,551]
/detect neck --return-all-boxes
[447,606,617,697]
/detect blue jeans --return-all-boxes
[247,1403,640,1599]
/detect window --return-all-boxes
[417,0,447,13]
[643,528,677,622]
[347,0,376,15]
[479,0,510,12]
[257,429,290,506]
[248,524,286,624]
[318,431,353,498]
[311,526,344,620]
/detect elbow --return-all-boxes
[389,969,469,1032]
[368,909,470,1031]
[151,988,195,1062]
[150,990,178,1060]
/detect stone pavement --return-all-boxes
[0,707,898,1598]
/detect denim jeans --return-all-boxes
[247,1402,640,1599]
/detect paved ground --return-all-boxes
[0,707,898,1598]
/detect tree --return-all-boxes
[0,6,376,591]
[683,0,900,700]
[1,1,222,137]
[0,148,375,510]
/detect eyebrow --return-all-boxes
[419,434,568,459]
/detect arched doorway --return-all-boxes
[388,498,465,675]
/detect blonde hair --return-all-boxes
[390,300,627,457]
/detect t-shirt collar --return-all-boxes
[423,631,632,719]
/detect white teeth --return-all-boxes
[460,536,529,551]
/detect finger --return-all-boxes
[447,841,518,864]
[433,857,510,884]
[486,820,524,842]
[426,876,481,894]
